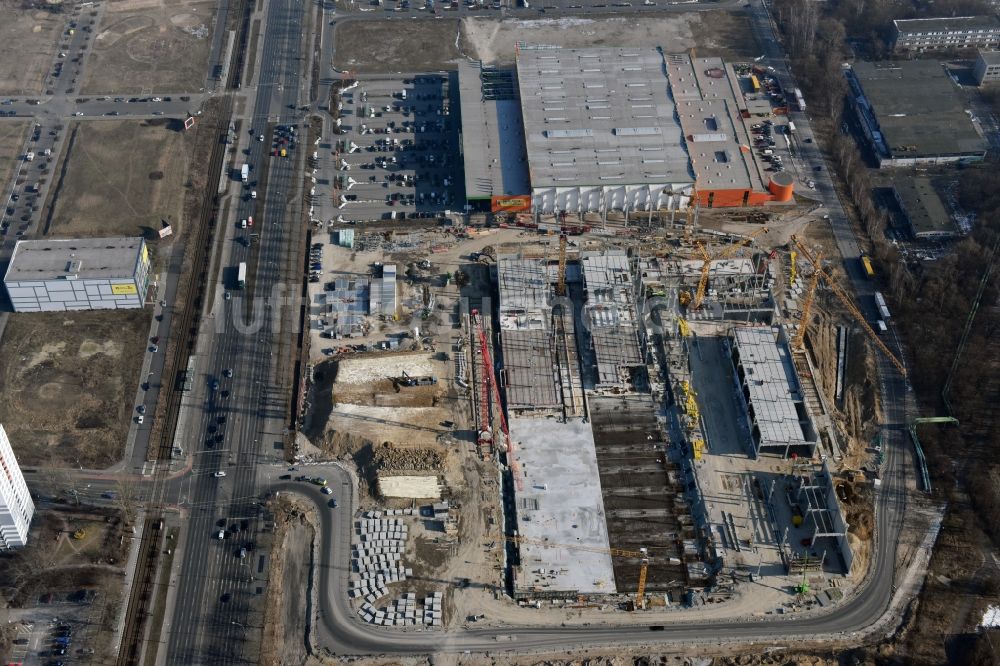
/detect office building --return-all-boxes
[892,16,1000,53]
[3,237,150,312]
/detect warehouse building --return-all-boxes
[459,48,793,214]
[728,326,818,458]
[369,264,397,317]
[974,50,1000,84]
[892,177,959,239]
[892,16,1000,53]
[0,425,34,549]
[3,237,150,312]
[846,61,988,167]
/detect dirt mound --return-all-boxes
[374,443,444,474]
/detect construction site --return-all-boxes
[450,208,888,614]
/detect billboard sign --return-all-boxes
[491,195,531,213]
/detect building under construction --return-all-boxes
[489,249,709,601]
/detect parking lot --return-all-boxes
[1,122,62,249]
[330,74,462,223]
[7,596,101,665]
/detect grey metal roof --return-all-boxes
[851,61,987,160]
[516,47,694,188]
[732,327,809,446]
[5,237,145,282]
[893,177,955,236]
[893,15,1000,35]
[459,60,531,200]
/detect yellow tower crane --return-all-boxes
[556,234,568,296]
[506,536,651,609]
[791,237,907,377]
[692,227,769,309]
[793,250,822,352]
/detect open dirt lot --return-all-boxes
[334,19,464,73]
[45,119,196,243]
[260,496,314,666]
[83,0,215,94]
[461,11,757,64]
[0,308,149,468]
[0,121,30,189]
[0,3,63,95]
[335,11,759,72]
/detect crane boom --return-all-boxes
[557,234,568,296]
[471,309,524,490]
[793,251,821,351]
[791,238,907,377]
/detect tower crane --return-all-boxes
[556,234,568,296]
[790,237,907,377]
[471,309,524,490]
[505,535,651,609]
[793,250,822,352]
[691,226,769,309]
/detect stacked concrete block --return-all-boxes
[355,588,445,628]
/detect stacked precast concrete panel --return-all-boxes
[516,46,694,214]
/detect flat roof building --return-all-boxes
[974,50,1000,84]
[369,264,397,317]
[516,46,694,214]
[459,48,794,213]
[728,326,818,458]
[458,60,531,211]
[3,237,150,312]
[847,61,988,167]
[892,177,958,239]
[0,425,34,549]
[892,16,1000,53]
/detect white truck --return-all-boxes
[241,164,249,183]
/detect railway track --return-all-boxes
[115,4,251,661]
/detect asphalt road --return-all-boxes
[164,0,311,659]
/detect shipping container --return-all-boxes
[861,255,875,278]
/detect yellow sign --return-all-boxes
[141,243,149,266]
[111,284,138,295]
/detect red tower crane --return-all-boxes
[471,309,523,491]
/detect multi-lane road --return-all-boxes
[164,0,312,659]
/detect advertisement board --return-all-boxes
[491,195,531,213]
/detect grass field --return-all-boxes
[82,0,215,94]
[0,2,64,94]
[0,121,30,191]
[46,119,196,241]
[0,309,149,469]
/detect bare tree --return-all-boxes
[114,477,141,524]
